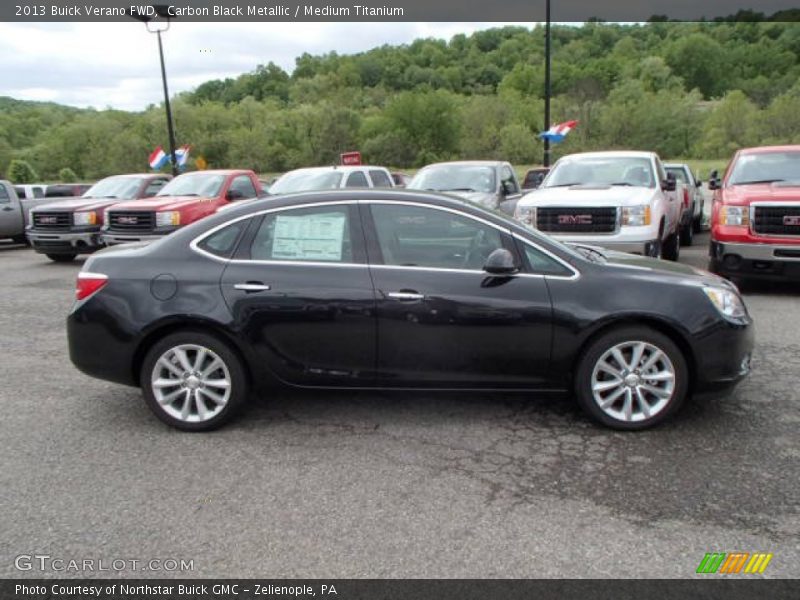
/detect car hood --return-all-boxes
[722,182,800,205]
[519,185,654,208]
[445,191,497,208]
[571,243,732,287]
[33,197,128,212]
[106,196,214,211]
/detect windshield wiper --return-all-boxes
[448,187,478,192]
[572,244,607,263]
[733,179,785,185]
[609,182,634,186]
[547,182,583,188]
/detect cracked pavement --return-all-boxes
[1,234,798,578]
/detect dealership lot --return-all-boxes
[1,235,798,578]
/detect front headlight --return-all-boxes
[720,206,749,226]
[156,211,181,227]
[703,286,747,320]
[73,211,97,226]
[622,205,651,227]
[515,205,537,228]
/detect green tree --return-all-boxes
[7,159,39,183]
[58,167,78,182]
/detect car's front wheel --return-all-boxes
[140,331,249,431]
[575,327,688,430]
[46,253,76,262]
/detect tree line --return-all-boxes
[3,17,800,182]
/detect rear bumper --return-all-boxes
[27,229,103,254]
[710,240,800,279]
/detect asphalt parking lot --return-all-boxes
[1,234,798,579]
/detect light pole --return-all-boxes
[543,0,552,168]
[130,5,179,176]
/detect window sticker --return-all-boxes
[272,212,347,261]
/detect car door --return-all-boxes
[219,202,376,387]
[0,184,24,237]
[362,200,555,388]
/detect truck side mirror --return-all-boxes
[226,189,245,201]
[662,173,677,192]
[708,170,720,190]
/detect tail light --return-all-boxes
[76,272,108,300]
[683,188,690,209]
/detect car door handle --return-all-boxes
[234,282,271,292]
[2,206,13,211]
[387,291,425,301]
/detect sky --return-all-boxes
[0,22,524,111]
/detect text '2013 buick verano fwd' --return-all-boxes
[67,190,754,431]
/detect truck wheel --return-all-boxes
[46,253,76,262]
[12,235,30,246]
[662,231,680,261]
[693,215,704,233]
[574,326,688,430]
[680,220,694,246]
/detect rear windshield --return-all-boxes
[270,170,344,194]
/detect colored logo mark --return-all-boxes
[696,552,773,574]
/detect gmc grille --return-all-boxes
[536,207,618,234]
[107,211,156,232]
[33,212,71,230]
[753,205,800,236]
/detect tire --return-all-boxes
[662,231,680,261]
[648,238,662,259]
[140,331,249,431]
[12,234,29,246]
[574,326,689,430]
[680,220,694,246]
[693,215,704,233]
[46,253,76,262]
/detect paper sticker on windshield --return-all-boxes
[272,212,347,261]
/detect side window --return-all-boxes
[229,176,257,200]
[369,170,392,188]
[250,206,354,263]
[33,187,44,198]
[518,240,573,276]
[14,187,26,200]
[371,204,504,270]
[144,179,168,197]
[197,219,249,259]
[501,166,519,194]
[656,161,667,185]
[345,171,369,188]
[1,186,10,202]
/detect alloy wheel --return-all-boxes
[590,341,676,423]
[150,344,232,423]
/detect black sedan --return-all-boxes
[68,190,754,431]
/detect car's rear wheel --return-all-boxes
[46,253,76,262]
[662,231,680,261]
[140,331,248,431]
[575,327,688,430]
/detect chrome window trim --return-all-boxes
[190,197,579,280]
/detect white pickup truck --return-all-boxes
[514,151,682,261]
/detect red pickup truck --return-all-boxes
[710,145,800,281]
[102,169,262,245]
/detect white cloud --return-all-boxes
[0,22,526,110]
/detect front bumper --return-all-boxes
[102,232,166,245]
[710,240,800,279]
[26,229,103,254]
[551,235,660,256]
[693,316,754,393]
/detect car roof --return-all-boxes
[739,145,800,154]
[282,166,389,174]
[558,151,657,160]
[420,161,505,168]
[664,163,689,169]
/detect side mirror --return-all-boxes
[483,248,518,275]
[662,173,677,192]
[226,189,245,201]
[708,170,720,190]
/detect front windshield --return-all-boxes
[409,165,496,194]
[269,170,343,194]
[545,156,656,189]
[84,176,142,199]
[157,173,225,197]
[729,151,800,185]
